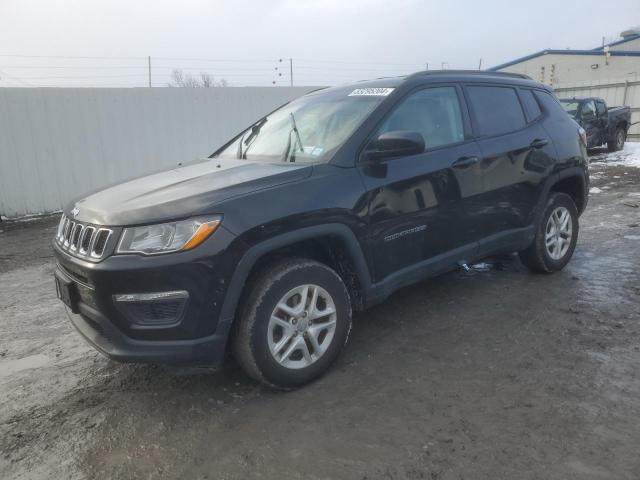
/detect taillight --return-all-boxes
[578,127,587,147]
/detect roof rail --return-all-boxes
[407,70,533,80]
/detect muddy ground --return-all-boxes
[1,147,640,480]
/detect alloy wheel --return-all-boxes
[545,206,573,260]
[267,284,337,369]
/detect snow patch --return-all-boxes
[596,142,640,168]
[589,187,603,194]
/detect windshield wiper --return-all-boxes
[239,118,268,159]
[283,112,304,162]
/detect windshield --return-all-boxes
[214,87,387,163]
[559,100,580,119]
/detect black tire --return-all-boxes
[233,258,352,389]
[607,127,625,152]
[519,192,579,273]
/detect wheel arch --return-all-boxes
[219,224,372,327]
[549,172,587,215]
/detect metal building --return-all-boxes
[489,29,640,86]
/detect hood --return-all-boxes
[67,158,312,226]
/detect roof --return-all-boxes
[407,69,531,80]
[592,33,640,51]
[557,97,603,102]
[489,48,640,71]
[312,70,537,94]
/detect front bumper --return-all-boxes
[65,297,232,364]
[53,224,245,365]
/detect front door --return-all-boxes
[358,85,483,283]
[579,99,599,147]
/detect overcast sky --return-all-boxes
[0,0,638,87]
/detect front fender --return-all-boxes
[218,223,372,324]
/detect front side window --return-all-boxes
[377,87,464,150]
[596,101,607,116]
[466,85,526,137]
[215,88,386,163]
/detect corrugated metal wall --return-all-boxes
[0,86,316,218]
[553,79,640,140]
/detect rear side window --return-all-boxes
[520,89,542,122]
[378,86,465,150]
[466,86,526,137]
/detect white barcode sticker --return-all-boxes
[348,87,395,97]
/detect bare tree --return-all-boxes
[168,69,228,87]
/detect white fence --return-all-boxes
[0,86,316,219]
[553,78,640,140]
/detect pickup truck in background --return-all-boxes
[559,97,631,151]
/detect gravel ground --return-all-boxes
[1,146,640,480]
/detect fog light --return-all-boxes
[113,290,189,327]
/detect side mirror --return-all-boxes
[368,131,425,160]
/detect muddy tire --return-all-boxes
[519,193,579,273]
[607,127,625,152]
[233,258,352,389]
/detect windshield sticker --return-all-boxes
[348,87,395,97]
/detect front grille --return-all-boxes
[56,215,113,260]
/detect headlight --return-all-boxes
[116,216,222,255]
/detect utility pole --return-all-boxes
[148,56,152,88]
[425,63,429,70]
[289,58,293,87]
[478,58,482,70]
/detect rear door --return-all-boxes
[358,84,483,282]
[464,84,555,252]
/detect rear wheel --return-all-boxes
[607,127,625,152]
[233,258,352,389]
[519,192,579,273]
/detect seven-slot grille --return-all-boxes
[56,215,113,260]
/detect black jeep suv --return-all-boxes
[54,71,589,388]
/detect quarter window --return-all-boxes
[520,89,542,122]
[466,86,526,137]
[378,87,465,150]
[534,90,566,116]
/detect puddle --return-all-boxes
[0,354,51,379]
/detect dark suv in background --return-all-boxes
[54,71,589,388]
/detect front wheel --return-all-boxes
[519,192,579,273]
[233,258,352,389]
[607,127,625,152]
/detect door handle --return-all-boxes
[451,156,479,169]
[530,138,549,149]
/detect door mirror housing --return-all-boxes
[368,131,425,160]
